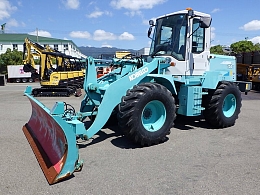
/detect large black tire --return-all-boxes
[118,82,176,146]
[203,82,242,128]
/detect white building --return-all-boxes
[137,47,150,56]
[0,33,86,58]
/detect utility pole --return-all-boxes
[36,28,39,43]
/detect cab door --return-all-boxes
[189,18,210,75]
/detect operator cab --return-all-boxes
[148,8,212,76]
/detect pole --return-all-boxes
[36,28,39,43]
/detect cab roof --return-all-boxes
[156,9,211,20]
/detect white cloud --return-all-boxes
[69,31,92,39]
[125,10,142,17]
[87,10,112,18]
[240,20,260,31]
[17,1,22,6]
[69,30,135,42]
[0,0,17,20]
[87,11,103,18]
[63,0,79,9]
[88,1,96,6]
[110,0,166,11]
[211,8,220,13]
[119,32,135,40]
[29,30,52,37]
[7,18,18,27]
[20,21,26,27]
[101,44,113,48]
[211,27,216,41]
[249,36,260,44]
[93,30,117,41]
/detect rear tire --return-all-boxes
[22,78,27,83]
[15,78,21,83]
[28,78,34,83]
[203,82,241,128]
[118,83,176,146]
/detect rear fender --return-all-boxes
[147,74,177,95]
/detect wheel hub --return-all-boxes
[143,108,152,119]
[223,94,236,117]
[141,100,166,132]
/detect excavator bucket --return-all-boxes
[22,92,81,184]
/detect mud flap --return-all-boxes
[22,95,81,184]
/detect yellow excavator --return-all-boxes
[23,38,84,96]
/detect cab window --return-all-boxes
[192,18,205,53]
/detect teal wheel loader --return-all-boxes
[22,8,251,184]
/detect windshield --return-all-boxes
[149,14,188,61]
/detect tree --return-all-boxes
[230,40,260,54]
[0,48,23,74]
[210,45,226,55]
[255,43,260,50]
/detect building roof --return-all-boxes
[0,33,76,45]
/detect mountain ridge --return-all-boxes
[79,46,138,58]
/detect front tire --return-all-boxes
[203,82,242,128]
[118,83,176,146]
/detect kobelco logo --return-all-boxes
[129,67,149,81]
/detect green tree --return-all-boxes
[255,43,260,50]
[230,40,259,53]
[0,48,23,74]
[210,45,226,55]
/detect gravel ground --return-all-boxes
[0,83,260,195]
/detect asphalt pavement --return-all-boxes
[0,82,260,195]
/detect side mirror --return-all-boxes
[148,26,152,38]
[200,16,212,28]
[149,20,154,26]
[148,20,155,38]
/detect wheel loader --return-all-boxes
[22,8,251,184]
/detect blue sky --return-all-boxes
[1,0,260,49]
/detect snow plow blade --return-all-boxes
[22,93,82,184]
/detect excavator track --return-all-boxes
[32,87,76,97]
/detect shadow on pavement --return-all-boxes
[174,115,214,130]
[77,114,216,149]
[77,121,142,149]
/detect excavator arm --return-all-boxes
[22,38,41,78]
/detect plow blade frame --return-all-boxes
[23,94,80,184]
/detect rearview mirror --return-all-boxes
[200,16,212,28]
[148,26,152,38]
[149,20,154,26]
[148,20,155,38]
